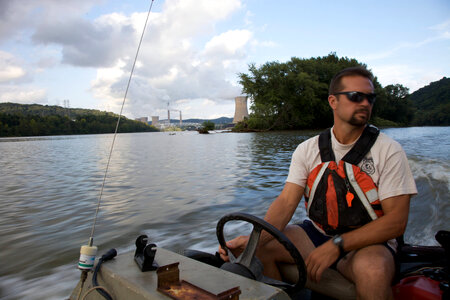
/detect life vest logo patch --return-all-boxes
[361,158,375,175]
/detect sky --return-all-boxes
[0,0,449,120]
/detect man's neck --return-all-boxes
[332,123,366,144]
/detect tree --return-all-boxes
[410,77,450,126]
[239,53,366,130]
[198,121,215,134]
[372,84,414,126]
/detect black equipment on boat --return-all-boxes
[134,235,159,272]
[92,248,117,300]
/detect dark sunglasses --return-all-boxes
[333,91,376,105]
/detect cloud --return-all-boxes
[0,86,47,104]
[371,64,444,92]
[0,51,27,82]
[203,30,252,59]
[429,19,450,31]
[361,19,450,62]
[32,13,137,67]
[0,0,249,119]
[90,0,248,119]
[0,0,101,41]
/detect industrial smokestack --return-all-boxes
[233,96,249,124]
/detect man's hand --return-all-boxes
[218,235,249,262]
[305,240,340,283]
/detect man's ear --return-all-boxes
[328,95,337,110]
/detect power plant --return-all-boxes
[232,96,249,124]
[137,95,248,129]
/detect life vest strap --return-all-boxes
[344,162,378,220]
[307,162,330,215]
[319,125,380,165]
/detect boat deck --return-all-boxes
[71,248,291,300]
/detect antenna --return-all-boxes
[76,0,156,292]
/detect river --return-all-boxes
[0,127,448,299]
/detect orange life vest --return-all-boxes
[304,125,384,235]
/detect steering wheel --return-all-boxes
[216,212,306,294]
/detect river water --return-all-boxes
[0,127,448,299]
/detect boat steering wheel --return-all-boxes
[216,212,307,294]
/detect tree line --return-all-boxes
[234,53,448,131]
[409,77,450,126]
[0,108,158,137]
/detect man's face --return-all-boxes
[330,75,375,127]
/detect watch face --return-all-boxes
[333,236,342,245]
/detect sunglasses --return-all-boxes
[333,91,376,105]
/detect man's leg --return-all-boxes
[256,224,316,280]
[337,245,395,300]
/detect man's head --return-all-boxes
[329,67,374,95]
[328,67,375,127]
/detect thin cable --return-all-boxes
[89,0,155,246]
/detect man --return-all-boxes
[219,67,417,299]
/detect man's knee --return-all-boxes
[257,224,314,263]
[348,245,395,284]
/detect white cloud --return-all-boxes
[0,66,25,82]
[0,0,250,119]
[429,19,450,31]
[173,98,236,120]
[89,0,248,119]
[372,64,444,92]
[361,19,450,62]
[0,51,26,82]
[204,30,252,58]
[0,86,47,104]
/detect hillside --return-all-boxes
[0,102,115,117]
[0,103,157,137]
[410,77,450,126]
[0,103,234,125]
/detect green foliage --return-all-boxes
[238,53,448,130]
[231,120,248,132]
[372,84,414,126]
[239,53,366,130]
[409,77,450,126]
[0,102,116,118]
[197,121,215,134]
[202,121,215,131]
[0,109,158,137]
[371,117,400,128]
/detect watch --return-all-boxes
[332,235,344,254]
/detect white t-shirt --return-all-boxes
[286,128,417,201]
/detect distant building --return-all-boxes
[151,116,159,127]
[135,117,148,123]
[233,96,249,124]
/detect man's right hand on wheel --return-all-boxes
[218,235,249,261]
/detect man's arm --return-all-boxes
[306,194,411,282]
[261,182,304,244]
[340,194,410,250]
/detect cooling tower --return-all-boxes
[151,116,159,127]
[232,96,249,124]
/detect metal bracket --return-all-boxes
[134,235,158,272]
[157,262,241,299]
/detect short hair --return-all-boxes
[329,67,374,94]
